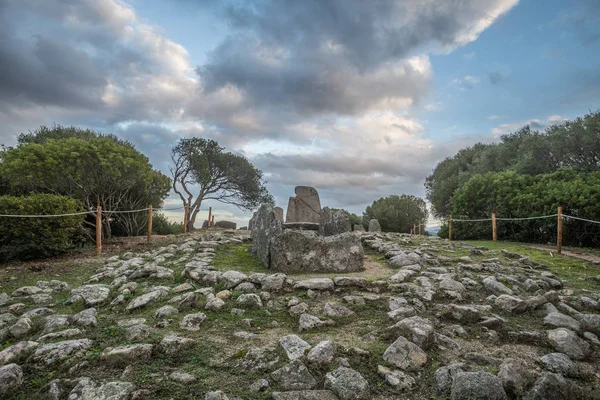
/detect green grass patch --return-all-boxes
[212,243,267,274]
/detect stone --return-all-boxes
[494,294,526,313]
[286,186,321,223]
[344,296,365,306]
[235,282,256,291]
[32,339,93,366]
[220,270,248,288]
[12,286,43,297]
[389,269,417,282]
[274,206,284,222]
[68,379,135,400]
[388,306,417,321]
[524,372,573,400]
[152,305,179,318]
[215,290,232,300]
[271,359,317,390]
[0,364,23,396]
[389,253,421,267]
[307,340,335,365]
[353,224,365,232]
[270,231,364,273]
[547,328,590,360]
[333,276,368,287]
[434,364,465,396]
[215,220,237,230]
[272,391,338,400]
[0,341,38,365]
[377,365,415,391]
[483,277,513,296]
[179,313,207,331]
[125,324,153,341]
[249,378,270,392]
[169,370,197,384]
[439,304,481,324]
[43,314,70,334]
[100,344,153,365]
[70,285,111,306]
[439,278,466,293]
[368,219,381,232]
[236,293,263,308]
[295,278,334,290]
[543,312,581,332]
[126,290,167,311]
[172,283,194,293]
[262,273,287,291]
[204,391,229,400]
[324,366,370,400]
[22,307,54,318]
[280,335,311,360]
[382,336,428,371]
[299,313,330,331]
[205,294,226,311]
[251,204,284,267]
[38,329,82,342]
[323,302,355,318]
[30,293,54,305]
[159,334,195,355]
[319,207,351,236]
[498,359,530,396]
[0,293,10,306]
[391,316,435,349]
[540,353,580,378]
[579,313,600,335]
[0,313,16,328]
[9,317,33,339]
[72,308,98,327]
[450,372,508,400]
[129,265,174,280]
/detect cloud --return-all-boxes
[452,75,481,90]
[464,51,476,60]
[488,115,501,120]
[491,114,568,136]
[424,102,444,111]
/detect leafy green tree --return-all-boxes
[348,213,364,229]
[0,126,170,239]
[363,195,428,233]
[151,213,185,235]
[170,138,273,229]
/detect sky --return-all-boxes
[1,0,599,228]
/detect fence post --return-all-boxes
[492,212,497,242]
[147,205,152,243]
[184,204,189,233]
[449,215,453,241]
[419,221,422,235]
[208,207,212,228]
[413,224,416,235]
[96,206,102,256]
[211,215,215,227]
[557,206,563,254]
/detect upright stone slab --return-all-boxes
[274,207,284,222]
[270,231,364,273]
[368,219,382,232]
[249,211,258,231]
[319,207,351,236]
[286,186,321,223]
[251,205,283,267]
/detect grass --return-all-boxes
[212,243,267,274]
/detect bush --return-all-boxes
[152,213,184,235]
[363,195,428,233]
[0,194,86,262]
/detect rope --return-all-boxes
[563,214,600,224]
[496,214,558,221]
[109,208,150,214]
[0,211,91,218]
[452,217,492,222]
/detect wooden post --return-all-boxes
[557,206,563,254]
[419,221,422,235]
[96,206,102,256]
[147,205,152,243]
[449,215,453,241]
[184,204,189,233]
[208,207,212,228]
[211,215,215,227]
[492,212,497,242]
[413,224,416,235]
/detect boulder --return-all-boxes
[72,308,98,327]
[159,335,195,355]
[0,364,23,396]
[324,366,370,400]
[307,340,335,365]
[539,353,580,378]
[299,313,331,331]
[126,290,167,311]
[32,339,93,366]
[391,316,435,349]
[382,336,427,371]
[215,221,237,230]
[368,219,381,232]
[100,344,153,365]
[68,379,135,400]
[498,359,530,397]
[323,302,355,318]
[319,207,351,236]
[271,360,317,390]
[271,391,338,400]
[70,285,110,306]
[270,231,364,273]
[0,341,38,365]
[280,335,311,360]
[286,186,321,223]
[450,371,508,400]
[353,224,365,232]
[547,328,590,360]
[295,278,334,290]
[179,313,207,331]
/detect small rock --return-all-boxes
[539,353,580,378]
[307,340,335,365]
[152,305,179,319]
[299,313,330,331]
[249,378,270,392]
[271,359,317,390]
[382,336,427,371]
[159,334,195,355]
[0,341,38,365]
[169,370,197,384]
[100,344,153,365]
[179,313,207,331]
[0,364,24,396]
[72,308,98,327]
[205,294,226,311]
[236,294,263,308]
[543,312,581,332]
[450,371,508,400]
[322,302,355,318]
[279,335,311,360]
[294,278,334,291]
[547,328,590,360]
[324,366,370,400]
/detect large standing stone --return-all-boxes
[286,186,321,223]
[274,207,284,222]
[368,219,381,232]
[319,207,351,236]
[251,204,283,267]
[270,231,364,273]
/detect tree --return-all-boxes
[363,195,428,233]
[0,126,170,239]
[170,138,273,229]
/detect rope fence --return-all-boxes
[0,203,209,255]
[437,207,600,254]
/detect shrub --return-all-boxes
[0,194,86,262]
[152,213,184,235]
